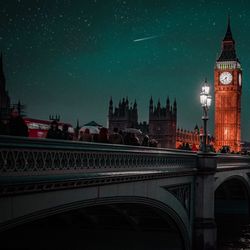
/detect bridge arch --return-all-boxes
[1,180,192,249]
[214,175,250,248]
[214,174,250,193]
[214,175,250,215]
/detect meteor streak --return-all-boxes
[133,35,159,42]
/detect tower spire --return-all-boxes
[133,99,137,109]
[217,16,238,62]
[150,96,153,105]
[149,96,153,114]
[166,96,170,110]
[0,52,3,72]
[109,96,113,116]
[223,15,233,41]
[0,52,6,91]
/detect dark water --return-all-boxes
[1,202,184,250]
[217,215,250,249]
[2,228,183,250]
[2,212,250,249]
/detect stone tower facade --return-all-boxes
[214,18,242,152]
[0,53,10,119]
[108,97,138,132]
[148,97,177,148]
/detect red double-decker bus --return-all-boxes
[24,118,74,138]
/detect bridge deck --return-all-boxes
[0,135,250,196]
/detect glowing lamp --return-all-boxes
[200,79,212,152]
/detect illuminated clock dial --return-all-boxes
[239,73,242,86]
[219,72,233,85]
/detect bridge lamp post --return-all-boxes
[200,80,212,152]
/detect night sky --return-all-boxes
[1,0,250,140]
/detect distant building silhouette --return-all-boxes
[49,114,61,122]
[108,97,138,133]
[148,97,177,148]
[108,96,177,148]
[11,100,26,117]
[0,53,11,119]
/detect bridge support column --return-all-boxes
[193,153,217,250]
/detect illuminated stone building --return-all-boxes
[176,126,200,149]
[214,18,242,152]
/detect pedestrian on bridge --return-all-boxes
[79,128,92,142]
[109,128,124,144]
[61,124,72,140]
[46,120,62,140]
[98,127,109,143]
[0,118,8,135]
[8,108,28,137]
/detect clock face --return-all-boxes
[219,72,233,85]
[239,73,242,86]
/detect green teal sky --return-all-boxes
[1,0,250,140]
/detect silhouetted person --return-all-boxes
[142,135,150,147]
[149,138,158,147]
[191,143,198,151]
[98,127,109,143]
[109,127,123,144]
[61,124,72,140]
[8,109,28,137]
[124,133,130,145]
[0,118,8,135]
[92,133,99,142]
[220,146,230,153]
[81,128,92,142]
[123,132,140,145]
[78,130,84,141]
[46,120,62,139]
[185,143,191,150]
[128,133,140,146]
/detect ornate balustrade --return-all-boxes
[0,135,199,195]
[216,153,250,170]
[1,136,249,196]
[0,136,197,176]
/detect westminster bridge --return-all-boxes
[0,135,250,249]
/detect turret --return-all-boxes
[157,99,161,109]
[76,119,80,129]
[149,96,153,114]
[109,97,113,116]
[133,99,137,110]
[166,96,170,111]
[125,96,129,106]
[173,98,177,117]
[0,52,6,92]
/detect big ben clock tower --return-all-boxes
[214,18,242,152]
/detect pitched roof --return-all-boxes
[84,121,102,127]
[217,17,239,62]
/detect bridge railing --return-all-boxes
[0,135,197,177]
[1,136,250,196]
[216,153,250,169]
